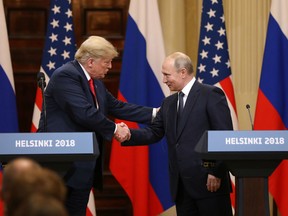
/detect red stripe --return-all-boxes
[269,160,288,216]
[254,89,286,130]
[31,88,43,132]
[85,208,93,216]
[254,89,288,215]
[219,77,237,115]
[35,88,43,110]
[110,91,163,216]
[31,123,37,133]
[230,179,236,209]
[219,77,237,210]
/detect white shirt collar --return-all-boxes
[181,76,196,97]
[78,61,91,81]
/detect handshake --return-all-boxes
[114,122,131,142]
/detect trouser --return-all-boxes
[65,186,91,216]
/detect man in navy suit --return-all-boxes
[38,36,155,215]
[123,52,233,216]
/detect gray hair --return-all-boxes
[169,52,194,74]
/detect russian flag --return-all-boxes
[254,0,288,215]
[109,0,175,215]
[0,0,19,215]
[0,0,18,133]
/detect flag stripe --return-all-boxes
[257,15,288,128]
[268,160,288,215]
[0,0,14,90]
[219,77,237,113]
[271,0,288,38]
[254,1,288,215]
[0,0,18,133]
[129,1,168,97]
[30,0,96,214]
[0,0,18,214]
[196,0,238,212]
[255,90,286,130]
[110,0,174,215]
[119,16,165,106]
[119,14,172,209]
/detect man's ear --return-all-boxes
[87,58,94,68]
[180,68,187,78]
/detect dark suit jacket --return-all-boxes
[123,81,233,200]
[38,60,153,189]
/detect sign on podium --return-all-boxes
[195,130,288,176]
[195,130,288,216]
[0,132,99,171]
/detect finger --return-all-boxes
[207,183,219,192]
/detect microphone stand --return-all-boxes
[246,104,254,130]
[236,104,269,216]
[38,73,47,132]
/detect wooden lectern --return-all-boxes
[195,130,288,216]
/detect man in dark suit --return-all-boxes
[38,36,155,215]
[123,52,233,216]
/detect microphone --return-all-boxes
[37,72,46,89]
[37,72,47,132]
[246,104,254,130]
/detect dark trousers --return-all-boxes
[65,186,91,216]
[175,180,233,216]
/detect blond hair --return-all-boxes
[75,36,118,64]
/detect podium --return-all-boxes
[195,130,288,216]
[0,132,99,172]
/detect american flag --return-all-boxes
[31,0,96,215]
[31,0,76,131]
[196,0,238,213]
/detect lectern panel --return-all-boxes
[0,132,99,163]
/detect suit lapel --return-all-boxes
[73,60,96,107]
[94,80,104,111]
[166,94,178,139]
[176,81,201,139]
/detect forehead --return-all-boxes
[94,57,112,63]
[162,58,175,74]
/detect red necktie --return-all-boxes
[88,79,98,107]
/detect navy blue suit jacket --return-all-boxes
[123,81,233,200]
[38,60,153,189]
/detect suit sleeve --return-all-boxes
[207,87,233,130]
[122,101,166,146]
[205,86,233,177]
[104,87,153,124]
[49,69,115,141]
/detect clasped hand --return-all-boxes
[114,122,131,142]
[206,174,221,192]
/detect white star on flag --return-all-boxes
[31,1,96,215]
[196,0,238,212]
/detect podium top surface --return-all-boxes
[0,132,99,163]
[195,130,288,160]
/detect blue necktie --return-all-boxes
[177,91,184,134]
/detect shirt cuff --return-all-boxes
[114,123,117,134]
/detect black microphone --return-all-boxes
[37,72,47,132]
[246,104,254,130]
[37,72,46,89]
